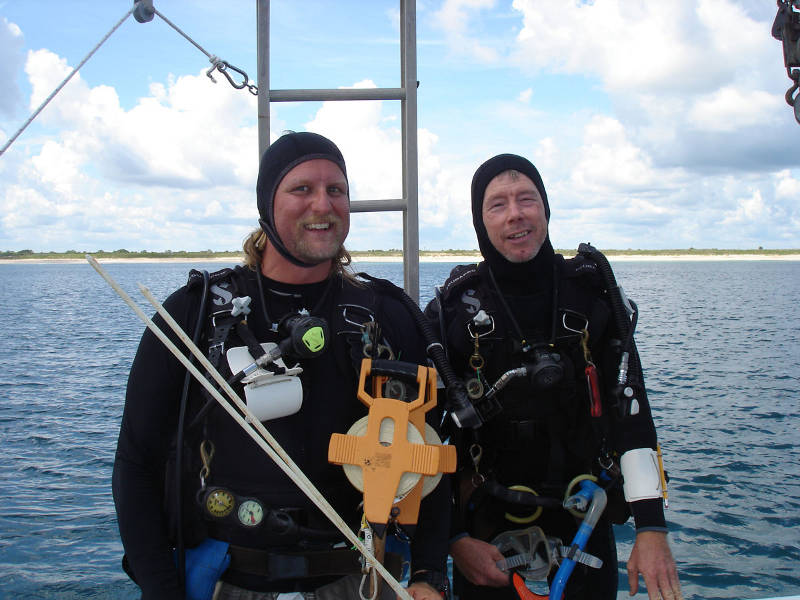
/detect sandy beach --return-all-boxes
[352,253,800,263]
[2,252,800,265]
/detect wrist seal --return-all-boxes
[620,448,663,502]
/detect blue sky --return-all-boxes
[0,0,798,253]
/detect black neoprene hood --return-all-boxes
[470,153,551,261]
[256,131,349,267]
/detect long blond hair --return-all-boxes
[241,227,357,281]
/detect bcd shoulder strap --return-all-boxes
[438,263,482,305]
[187,267,244,368]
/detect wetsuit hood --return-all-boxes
[256,131,349,268]
[471,153,553,287]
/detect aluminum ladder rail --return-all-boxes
[256,0,420,302]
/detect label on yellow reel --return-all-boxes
[341,416,446,501]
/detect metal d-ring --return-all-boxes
[561,309,589,336]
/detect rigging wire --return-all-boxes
[0,7,135,157]
[153,8,258,95]
[0,2,257,159]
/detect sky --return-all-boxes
[0,0,798,253]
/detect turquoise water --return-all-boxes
[0,260,798,599]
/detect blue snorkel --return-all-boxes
[551,480,607,599]
[512,479,607,600]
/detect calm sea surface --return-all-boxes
[0,260,798,599]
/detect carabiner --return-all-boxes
[206,57,251,91]
[341,304,376,330]
[561,309,589,336]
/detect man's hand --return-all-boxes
[627,530,683,599]
[450,535,509,587]
[405,582,442,599]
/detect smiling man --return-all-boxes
[426,154,682,600]
[113,132,451,600]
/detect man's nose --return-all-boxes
[506,198,523,219]
[309,187,335,212]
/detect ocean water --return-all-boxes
[0,259,798,599]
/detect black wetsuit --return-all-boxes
[113,266,450,599]
[425,246,665,600]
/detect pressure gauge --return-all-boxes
[237,499,264,527]
[205,488,235,518]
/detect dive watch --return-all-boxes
[408,569,450,598]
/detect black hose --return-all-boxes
[175,269,209,592]
[356,273,481,428]
[577,243,644,386]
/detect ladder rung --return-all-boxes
[269,88,406,102]
[351,199,407,213]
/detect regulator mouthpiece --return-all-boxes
[527,347,564,390]
[278,312,329,361]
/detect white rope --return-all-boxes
[154,8,214,59]
[85,255,412,600]
[0,8,134,157]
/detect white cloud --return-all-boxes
[306,80,402,203]
[720,188,768,225]
[687,87,783,132]
[446,0,798,176]
[510,0,771,93]
[532,137,559,175]
[0,17,24,117]
[3,52,469,252]
[2,3,798,254]
[303,79,473,250]
[571,116,659,194]
[0,47,265,251]
[23,49,259,188]
[775,170,800,200]
[434,0,500,63]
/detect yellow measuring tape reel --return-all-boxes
[328,359,457,531]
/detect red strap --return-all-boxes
[585,363,602,418]
[512,572,549,600]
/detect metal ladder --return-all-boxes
[255,0,421,302]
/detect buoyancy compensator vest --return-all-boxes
[166,266,455,554]
[431,244,642,527]
[164,268,368,550]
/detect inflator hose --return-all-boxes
[357,273,481,428]
[175,269,210,592]
[577,243,644,385]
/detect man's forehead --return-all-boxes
[484,171,538,198]
[281,159,346,182]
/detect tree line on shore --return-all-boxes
[2,248,798,260]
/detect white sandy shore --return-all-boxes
[1,253,799,265]
[355,253,800,263]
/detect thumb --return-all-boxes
[628,563,640,596]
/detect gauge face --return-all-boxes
[205,489,235,518]
[237,499,264,527]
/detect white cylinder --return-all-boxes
[244,375,303,422]
[620,448,663,502]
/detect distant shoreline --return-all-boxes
[2,251,800,264]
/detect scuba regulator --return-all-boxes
[275,311,329,361]
[481,346,565,403]
[225,309,330,422]
[526,345,564,390]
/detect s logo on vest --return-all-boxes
[210,282,234,307]
[461,289,481,315]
